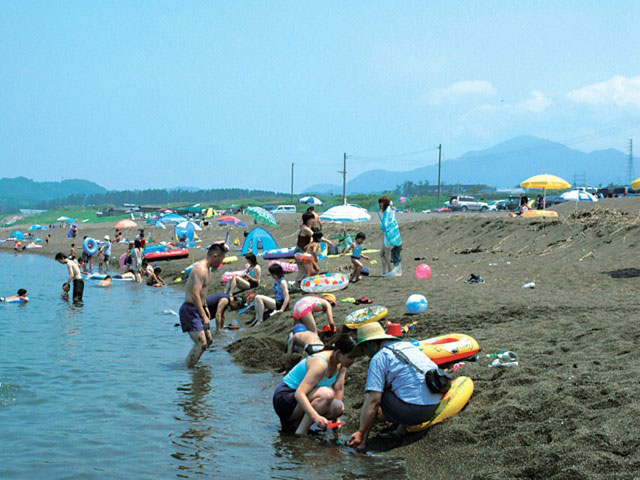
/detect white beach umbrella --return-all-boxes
[320,205,371,223]
[176,220,202,231]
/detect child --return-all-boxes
[69,243,76,260]
[251,263,290,327]
[97,243,105,272]
[61,283,70,301]
[2,288,29,303]
[303,232,325,277]
[342,232,369,282]
[225,253,261,298]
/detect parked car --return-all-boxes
[544,195,567,207]
[447,196,489,212]
[272,205,297,214]
[487,200,509,211]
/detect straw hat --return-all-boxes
[355,322,399,345]
[321,293,337,306]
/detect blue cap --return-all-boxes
[292,324,307,335]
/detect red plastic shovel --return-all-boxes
[326,421,345,429]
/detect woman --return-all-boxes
[273,334,356,434]
[131,239,144,282]
[292,295,336,334]
[251,263,289,327]
[294,213,315,285]
[378,196,403,276]
[226,254,261,298]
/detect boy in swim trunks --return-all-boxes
[342,232,369,283]
[179,242,227,368]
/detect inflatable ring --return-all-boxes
[300,273,349,293]
[418,333,480,366]
[344,305,388,329]
[83,237,99,255]
[268,260,298,273]
[406,376,474,432]
[294,253,314,263]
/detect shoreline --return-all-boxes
[2,199,640,478]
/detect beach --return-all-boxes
[2,199,640,479]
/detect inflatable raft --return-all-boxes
[344,306,388,329]
[406,376,474,432]
[522,210,558,218]
[262,247,296,260]
[300,273,349,293]
[418,333,480,365]
[144,249,189,261]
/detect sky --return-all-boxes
[2,1,640,192]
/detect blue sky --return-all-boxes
[2,1,640,191]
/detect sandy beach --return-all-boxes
[3,198,640,479]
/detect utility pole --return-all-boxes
[437,144,442,209]
[338,153,347,205]
[290,162,294,203]
[627,139,634,184]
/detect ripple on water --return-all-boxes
[0,382,27,407]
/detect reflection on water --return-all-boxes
[0,253,407,479]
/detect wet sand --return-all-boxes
[3,198,640,478]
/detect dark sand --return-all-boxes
[3,198,640,479]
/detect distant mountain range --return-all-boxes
[303,136,629,194]
[0,177,107,208]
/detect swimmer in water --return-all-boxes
[97,275,112,287]
[2,288,29,303]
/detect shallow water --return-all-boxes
[0,253,406,479]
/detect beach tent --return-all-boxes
[28,225,48,231]
[561,189,598,202]
[241,227,278,255]
[299,196,323,206]
[175,223,197,248]
[9,230,25,240]
[57,216,76,223]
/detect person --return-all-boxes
[69,243,76,261]
[55,252,84,304]
[45,234,50,246]
[348,322,443,451]
[225,254,261,298]
[536,195,544,210]
[97,275,112,287]
[131,239,144,282]
[2,288,29,303]
[292,295,336,334]
[342,232,369,283]
[139,231,146,249]
[378,196,403,277]
[114,272,136,280]
[250,263,290,327]
[272,334,355,434]
[61,283,70,301]
[300,232,323,277]
[509,196,530,217]
[305,206,323,233]
[114,229,122,243]
[140,260,163,287]
[283,323,325,372]
[102,235,112,271]
[205,292,243,332]
[147,266,164,287]
[294,212,315,285]
[179,242,227,368]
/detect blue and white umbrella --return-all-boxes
[560,190,598,202]
[28,225,48,231]
[159,213,188,224]
[320,205,371,223]
[299,196,323,206]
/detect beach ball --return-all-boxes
[406,294,428,315]
[415,263,432,279]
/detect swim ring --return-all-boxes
[418,333,480,366]
[262,247,296,260]
[344,306,389,329]
[406,376,474,432]
[83,237,99,255]
[221,265,250,283]
[119,252,129,270]
[268,260,298,273]
[294,253,314,263]
[300,273,349,293]
[3,297,28,304]
[222,255,238,264]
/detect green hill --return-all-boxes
[0,177,108,211]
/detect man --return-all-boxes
[55,252,84,304]
[179,242,227,368]
[305,206,323,232]
[348,322,442,451]
[102,235,112,270]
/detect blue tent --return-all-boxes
[9,230,24,240]
[241,227,278,255]
[175,223,196,248]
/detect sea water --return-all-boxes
[0,253,406,479]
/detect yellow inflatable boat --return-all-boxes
[407,376,474,432]
[418,333,480,365]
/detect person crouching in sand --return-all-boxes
[179,242,227,368]
[272,334,355,435]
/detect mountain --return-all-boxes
[304,136,629,194]
[0,177,108,208]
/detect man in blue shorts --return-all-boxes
[179,242,227,367]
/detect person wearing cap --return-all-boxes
[102,235,112,271]
[291,295,336,334]
[348,322,442,450]
[272,334,356,435]
[282,323,325,373]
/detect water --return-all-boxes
[0,253,406,479]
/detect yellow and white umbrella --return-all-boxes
[520,174,571,209]
[631,178,640,190]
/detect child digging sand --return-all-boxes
[342,232,369,283]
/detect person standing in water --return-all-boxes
[179,243,227,368]
[55,253,84,304]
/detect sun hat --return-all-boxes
[321,293,337,306]
[349,322,399,358]
[104,235,110,240]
